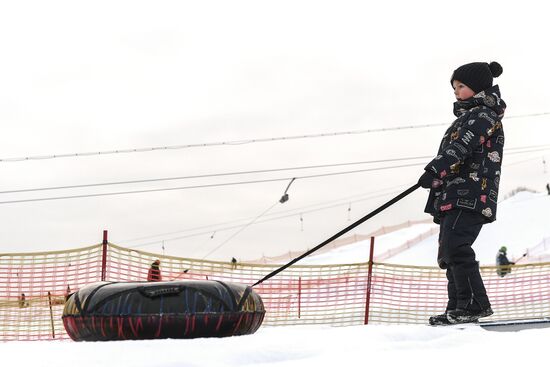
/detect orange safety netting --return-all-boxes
[1,242,550,341]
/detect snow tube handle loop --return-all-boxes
[138,285,184,298]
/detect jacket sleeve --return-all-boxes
[425,108,500,179]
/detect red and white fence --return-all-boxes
[1,237,549,340]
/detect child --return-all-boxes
[147,259,162,282]
[418,61,505,324]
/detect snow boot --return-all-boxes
[429,312,452,326]
[447,306,493,324]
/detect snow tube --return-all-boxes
[62,280,265,341]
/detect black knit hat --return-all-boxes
[450,61,503,94]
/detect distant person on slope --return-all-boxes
[496,246,514,277]
[418,61,506,325]
[147,259,162,282]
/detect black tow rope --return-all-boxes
[250,183,420,288]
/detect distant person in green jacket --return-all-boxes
[496,246,514,277]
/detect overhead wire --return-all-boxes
[0,155,431,194]
[171,178,296,266]
[0,124,445,163]
[1,145,549,205]
[505,112,550,119]
[2,143,549,196]
[119,183,410,244]
[127,185,410,249]
[199,201,280,260]
[125,153,549,250]
[198,178,296,259]
[0,162,426,205]
[1,111,548,163]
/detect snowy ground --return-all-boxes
[2,324,548,367]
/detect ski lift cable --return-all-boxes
[0,125,447,163]
[126,185,411,249]
[0,162,428,205]
[1,147,548,206]
[1,111,547,163]
[0,155,430,195]
[192,178,295,262]
[120,183,409,243]
[2,143,548,196]
[126,153,548,249]
[199,201,279,260]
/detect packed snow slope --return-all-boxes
[302,191,550,266]
[2,324,548,367]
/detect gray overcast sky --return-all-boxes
[1,0,549,261]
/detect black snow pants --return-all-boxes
[437,209,491,311]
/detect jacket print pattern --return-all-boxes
[424,85,506,223]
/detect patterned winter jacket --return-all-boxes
[424,85,506,223]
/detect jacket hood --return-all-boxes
[453,85,506,117]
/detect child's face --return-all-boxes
[452,80,476,100]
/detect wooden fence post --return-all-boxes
[364,236,375,325]
[101,230,108,281]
